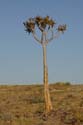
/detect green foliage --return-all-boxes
[66,82,71,85]
[56,82,71,85]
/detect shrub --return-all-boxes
[65,82,71,85]
[30,96,44,104]
[56,82,71,85]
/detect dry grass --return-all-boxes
[0,83,83,125]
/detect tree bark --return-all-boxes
[42,44,53,115]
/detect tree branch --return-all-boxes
[41,32,48,46]
[46,30,61,44]
[32,31,41,44]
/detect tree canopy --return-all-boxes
[23,16,66,34]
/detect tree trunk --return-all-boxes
[42,44,53,115]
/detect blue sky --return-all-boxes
[0,0,83,84]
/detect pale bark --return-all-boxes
[46,30,61,44]
[42,44,53,115]
[33,30,60,115]
[32,31,41,44]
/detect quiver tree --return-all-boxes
[23,16,66,115]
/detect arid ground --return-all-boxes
[0,83,83,125]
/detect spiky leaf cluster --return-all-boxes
[23,20,35,33]
[23,16,56,33]
[58,24,66,33]
[23,16,67,34]
[35,16,55,31]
